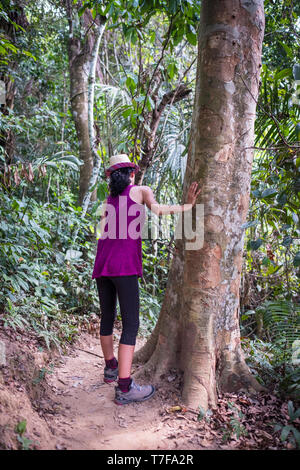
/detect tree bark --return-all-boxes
[81,17,106,216]
[0,3,29,164]
[72,17,106,245]
[65,1,104,206]
[68,43,92,206]
[134,0,265,410]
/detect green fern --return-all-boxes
[255,65,300,155]
[256,300,300,347]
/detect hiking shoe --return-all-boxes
[114,379,155,405]
[104,366,118,383]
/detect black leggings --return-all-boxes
[96,275,140,346]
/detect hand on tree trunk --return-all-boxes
[186,182,201,206]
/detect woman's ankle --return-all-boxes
[118,376,132,392]
[105,357,118,369]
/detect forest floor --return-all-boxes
[0,324,299,451]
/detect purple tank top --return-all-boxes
[92,184,146,278]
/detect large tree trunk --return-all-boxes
[134,0,265,410]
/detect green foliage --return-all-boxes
[273,401,300,449]
[2,291,89,351]
[92,12,195,173]
[243,62,300,291]
[0,185,100,349]
[0,180,171,348]
[221,402,248,443]
[197,406,213,423]
[280,367,300,400]
[242,337,300,400]
[15,420,27,435]
[0,1,299,415]
[78,0,200,50]
[263,0,300,69]
[139,286,161,332]
[256,300,300,346]
[16,434,35,451]
[15,419,35,450]
[0,1,36,65]
[138,241,170,335]
[32,365,54,385]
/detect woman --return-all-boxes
[92,154,201,405]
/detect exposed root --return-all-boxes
[132,362,155,382]
[219,361,266,394]
[133,341,178,386]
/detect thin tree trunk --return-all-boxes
[65,1,104,206]
[0,4,28,164]
[81,17,106,217]
[72,17,106,245]
[61,72,67,159]
[68,48,92,205]
[134,0,266,410]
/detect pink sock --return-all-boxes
[118,377,132,392]
[105,357,118,369]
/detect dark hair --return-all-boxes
[109,167,134,197]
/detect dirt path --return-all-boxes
[1,328,293,450]
[44,333,207,451]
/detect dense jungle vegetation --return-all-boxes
[0,0,299,416]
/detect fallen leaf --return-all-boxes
[167,405,187,414]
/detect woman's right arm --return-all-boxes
[99,200,107,234]
[141,183,201,216]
